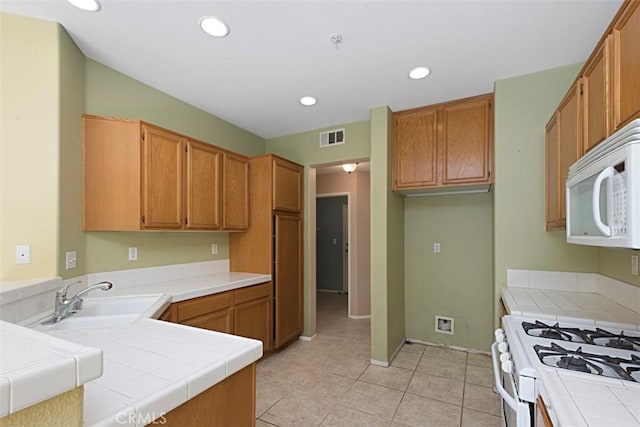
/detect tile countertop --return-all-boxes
[537,367,640,427]
[0,321,103,417]
[49,319,262,427]
[87,271,272,303]
[2,270,270,426]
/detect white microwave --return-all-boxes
[566,118,640,248]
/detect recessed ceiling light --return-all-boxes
[67,0,101,12]
[300,96,317,106]
[409,66,431,80]
[200,16,230,38]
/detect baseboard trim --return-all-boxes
[348,314,371,320]
[317,289,348,294]
[404,337,490,356]
[370,336,406,367]
[298,334,317,342]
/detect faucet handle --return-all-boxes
[56,280,82,300]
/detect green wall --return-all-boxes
[405,193,493,351]
[58,24,87,279]
[598,248,640,287]
[80,60,266,275]
[493,63,599,314]
[370,106,405,362]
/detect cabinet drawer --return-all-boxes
[177,291,232,322]
[234,282,271,305]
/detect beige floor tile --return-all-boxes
[260,390,336,427]
[466,352,492,368]
[321,404,391,427]
[342,380,404,420]
[415,357,466,382]
[393,393,462,427]
[461,408,502,427]
[400,343,427,355]
[256,418,278,427]
[391,351,421,371]
[330,356,371,379]
[407,372,464,406]
[337,341,371,359]
[422,346,468,364]
[462,384,501,417]
[256,380,286,417]
[465,365,494,388]
[360,365,414,391]
[295,371,356,401]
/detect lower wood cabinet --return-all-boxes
[158,282,272,353]
[162,363,256,426]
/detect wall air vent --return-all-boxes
[319,128,345,148]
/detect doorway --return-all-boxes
[316,195,348,293]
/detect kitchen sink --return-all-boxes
[29,294,169,332]
[31,314,139,332]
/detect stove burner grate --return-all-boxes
[534,342,639,382]
[522,321,640,351]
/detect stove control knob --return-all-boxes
[498,342,508,353]
[501,360,513,374]
[494,328,504,337]
[500,353,511,363]
[495,329,505,343]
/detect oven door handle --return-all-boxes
[491,342,519,411]
[491,342,532,427]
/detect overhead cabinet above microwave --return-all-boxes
[82,115,249,231]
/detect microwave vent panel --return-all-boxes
[319,129,345,148]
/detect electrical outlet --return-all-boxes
[433,243,441,253]
[632,255,639,276]
[211,244,218,255]
[128,247,138,261]
[15,245,30,264]
[65,251,77,269]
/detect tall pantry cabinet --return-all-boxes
[230,154,303,349]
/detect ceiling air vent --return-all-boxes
[319,128,345,148]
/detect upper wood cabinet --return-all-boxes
[273,157,303,212]
[546,82,582,231]
[582,37,611,153]
[392,93,493,192]
[612,0,640,131]
[83,115,249,231]
[185,139,221,230]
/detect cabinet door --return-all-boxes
[545,114,561,230]
[582,37,611,153]
[392,107,438,189]
[141,125,184,229]
[182,309,233,334]
[273,158,302,212]
[234,297,272,353]
[558,83,581,226]
[185,140,221,230]
[222,152,249,230]
[612,1,640,130]
[440,95,493,185]
[274,214,302,348]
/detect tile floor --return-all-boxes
[256,292,502,427]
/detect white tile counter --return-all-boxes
[0,321,102,417]
[501,269,640,329]
[47,319,262,427]
[538,367,640,427]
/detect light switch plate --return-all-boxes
[632,255,638,276]
[65,251,77,269]
[128,247,138,261]
[211,244,218,255]
[433,243,441,253]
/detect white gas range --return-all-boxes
[492,315,640,427]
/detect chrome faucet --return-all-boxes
[51,280,113,323]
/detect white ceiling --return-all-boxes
[0,0,623,139]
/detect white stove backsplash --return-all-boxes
[0,259,230,324]
[507,269,640,314]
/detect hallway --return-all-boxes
[255,292,501,426]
